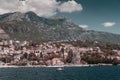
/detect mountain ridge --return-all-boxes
[0,11,120,44]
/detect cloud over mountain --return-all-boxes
[0,0,83,17]
[58,0,83,13]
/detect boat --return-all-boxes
[57,67,63,71]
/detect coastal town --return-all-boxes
[0,39,120,67]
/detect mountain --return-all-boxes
[0,11,120,43]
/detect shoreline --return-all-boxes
[0,64,115,68]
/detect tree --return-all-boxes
[66,49,73,63]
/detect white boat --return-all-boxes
[57,67,63,71]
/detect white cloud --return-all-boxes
[0,0,83,17]
[0,8,9,14]
[79,25,88,29]
[58,0,83,13]
[25,0,58,17]
[102,22,116,27]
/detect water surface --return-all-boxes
[0,66,120,80]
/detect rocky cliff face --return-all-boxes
[0,11,120,43]
[0,28,9,39]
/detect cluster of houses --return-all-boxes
[0,39,120,66]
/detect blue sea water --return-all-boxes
[0,66,120,80]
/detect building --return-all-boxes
[52,58,64,65]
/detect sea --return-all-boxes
[0,66,120,80]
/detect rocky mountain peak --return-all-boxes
[25,11,38,17]
[52,16,72,22]
[0,11,41,22]
[1,12,26,21]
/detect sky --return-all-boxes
[0,0,120,34]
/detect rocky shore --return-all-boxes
[0,64,114,68]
